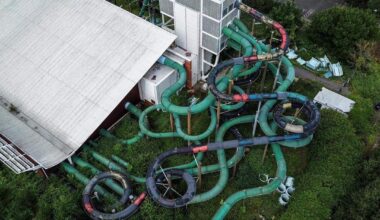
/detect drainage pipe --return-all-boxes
[62,162,109,196]
[72,156,125,196]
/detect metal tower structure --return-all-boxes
[159,0,240,83]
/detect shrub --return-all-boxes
[349,96,376,139]
[35,177,83,220]
[281,110,362,220]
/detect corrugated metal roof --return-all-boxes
[0,0,176,170]
[0,103,66,170]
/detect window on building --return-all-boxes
[162,14,175,31]
[220,41,226,50]
[223,8,228,16]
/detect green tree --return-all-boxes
[368,0,380,12]
[351,62,380,103]
[269,0,303,41]
[345,0,369,8]
[308,6,379,60]
[346,0,380,11]
[0,166,84,219]
[0,168,43,219]
[333,149,380,220]
[350,41,377,72]
[242,0,278,13]
[349,96,376,139]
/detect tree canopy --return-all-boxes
[346,0,380,11]
[308,6,379,60]
[242,0,278,13]
[333,148,380,220]
[269,0,303,41]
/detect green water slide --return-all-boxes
[212,20,311,219]
[65,3,321,219]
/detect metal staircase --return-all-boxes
[0,135,40,174]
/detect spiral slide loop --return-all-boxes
[82,171,145,220]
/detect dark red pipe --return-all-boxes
[192,145,208,153]
[243,55,258,62]
[232,94,249,102]
[134,192,147,205]
[273,22,288,50]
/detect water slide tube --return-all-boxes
[82,171,146,220]
[84,8,301,195]
[133,16,268,145]
[209,16,317,216]
[76,142,205,185]
[157,30,260,116]
[67,3,256,219]
[230,18,315,147]
[180,60,313,178]
[207,59,320,135]
[239,3,289,55]
[148,49,318,205]
[72,4,318,219]
[213,28,304,219]
[144,6,320,219]
[133,51,250,178]
[100,102,146,145]
[210,11,317,219]
[138,0,150,17]
[64,160,146,219]
[133,27,259,173]
[73,38,257,212]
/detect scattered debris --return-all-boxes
[324,71,333,79]
[330,62,343,77]
[289,49,344,77]
[319,55,330,68]
[296,57,306,65]
[306,57,321,70]
[286,49,298,60]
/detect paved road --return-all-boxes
[279,0,344,18]
[295,67,350,96]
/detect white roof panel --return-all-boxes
[314,87,355,113]
[0,0,176,169]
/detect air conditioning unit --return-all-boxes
[138,63,178,104]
